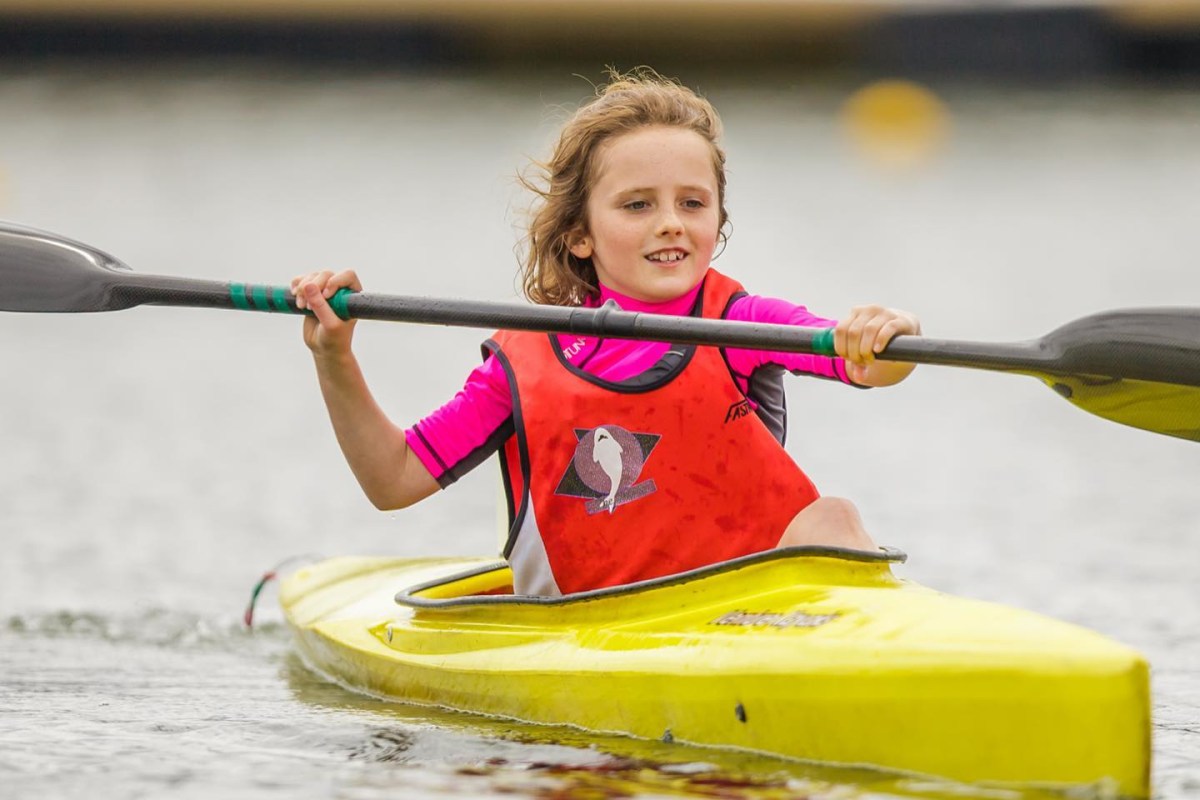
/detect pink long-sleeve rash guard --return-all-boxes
[405,281,852,486]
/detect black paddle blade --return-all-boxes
[1037,308,1200,442]
[0,221,134,312]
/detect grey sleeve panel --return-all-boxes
[745,364,789,446]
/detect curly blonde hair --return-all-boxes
[519,68,730,306]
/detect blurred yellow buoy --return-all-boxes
[841,79,950,171]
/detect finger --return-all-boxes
[296,271,339,309]
[871,321,896,354]
[875,314,921,352]
[303,282,344,329]
[293,271,324,287]
[290,275,308,306]
[873,318,907,353]
[858,317,889,362]
[291,272,320,307]
[326,269,363,296]
[833,318,849,362]
[843,311,869,364]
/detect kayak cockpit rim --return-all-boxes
[395,544,907,609]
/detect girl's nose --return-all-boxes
[656,208,683,235]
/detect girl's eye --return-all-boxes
[682,199,704,209]
[624,200,649,211]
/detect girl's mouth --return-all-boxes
[646,250,687,263]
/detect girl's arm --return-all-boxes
[833,304,922,387]
[292,271,440,510]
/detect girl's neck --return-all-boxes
[592,280,702,315]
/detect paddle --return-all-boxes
[2,221,1198,442]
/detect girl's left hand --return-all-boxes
[834,304,922,387]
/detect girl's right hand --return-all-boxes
[290,269,363,358]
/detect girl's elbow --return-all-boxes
[367,491,415,510]
[364,485,417,512]
[369,494,399,512]
[360,460,438,511]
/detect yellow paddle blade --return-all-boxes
[1044,374,1200,442]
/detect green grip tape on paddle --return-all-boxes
[230,283,296,314]
[328,288,353,321]
[812,327,837,357]
[228,283,352,320]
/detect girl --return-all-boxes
[291,69,921,597]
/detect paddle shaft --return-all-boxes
[5,219,1198,440]
[108,272,1049,374]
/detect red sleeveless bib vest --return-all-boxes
[485,270,820,596]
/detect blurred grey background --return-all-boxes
[0,0,1199,78]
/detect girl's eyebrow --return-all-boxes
[613,185,714,197]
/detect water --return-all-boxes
[1,63,1198,799]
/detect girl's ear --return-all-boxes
[567,228,593,260]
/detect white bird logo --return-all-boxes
[592,427,625,513]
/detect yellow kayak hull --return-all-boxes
[279,549,1150,796]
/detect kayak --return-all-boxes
[279,546,1149,796]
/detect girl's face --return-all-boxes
[570,126,721,303]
